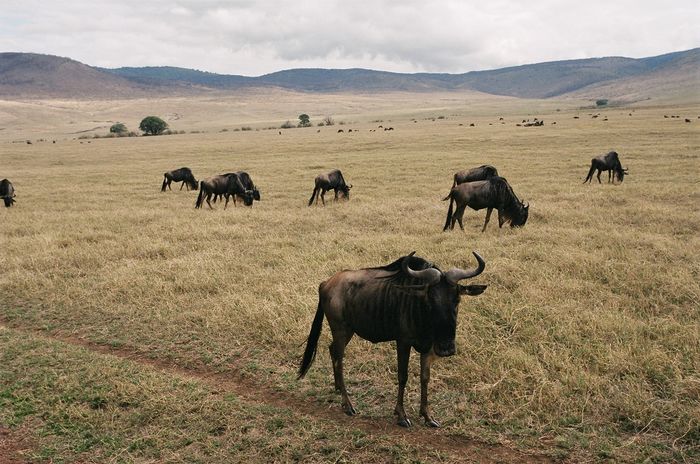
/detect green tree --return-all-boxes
[110,122,128,134]
[595,99,608,107]
[139,116,168,135]
[298,114,311,127]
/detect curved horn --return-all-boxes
[347,184,353,189]
[402,252,441,285]
[524,201,529,208]
[444,251,486,286]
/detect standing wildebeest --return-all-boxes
[308,169,352,206]
[1,179,16,207]
[216,171,261,206]
[195,174,253,209]
[161,167,198,192]
[298,251,486,427]
[443,176,529,232]
[583,151,628,184]
[452,164,499,187]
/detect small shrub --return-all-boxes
[110,122,128,134]
[280,120,295,129]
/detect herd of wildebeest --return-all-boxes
[0,149,629,428]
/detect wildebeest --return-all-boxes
[195,174,253,209]
[583,151,628,184]
[308,169,352,206]
[452,165,499,187]
[1,179,16,207]
[161,167,198,192]
[443,176,529,232]
[214,171,261,206]
[298,251,487,427]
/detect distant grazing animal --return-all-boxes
[452,165,499,188]
[1,179,16,207]
[298,251,487,427]
[583,151,628,184]
[161,167,198,192]
[195,174,253,209]
[443,177,529,232]
[308,169,352,206]
[216,171,260,206]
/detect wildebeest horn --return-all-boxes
[402,252,441,285]
[348,184,353,189]
[444,252,486,286]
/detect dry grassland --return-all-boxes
[1,92,699,463]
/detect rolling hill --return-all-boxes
[0,48,697,100]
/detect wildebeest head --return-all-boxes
[615,167,628,183]
[252,188,261,201]
[3,196,15,207]
[241,190,255,206]
[338,183,352,200]
[510,201,529,228]
[401,251,486,357]
[188,177,199,190]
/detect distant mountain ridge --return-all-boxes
[1,48,698,99]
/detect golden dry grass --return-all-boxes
[1,92,699,462]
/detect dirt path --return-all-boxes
[1,322,554,463]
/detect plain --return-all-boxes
[1,92,699,463]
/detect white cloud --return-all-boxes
[0,0,698,75]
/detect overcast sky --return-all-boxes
[1,1,698,76]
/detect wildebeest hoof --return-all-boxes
[342,403,357,416]
[397,417,412,428]
[425,418,440,428]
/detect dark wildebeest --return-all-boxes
[217,171,260,206]
[195,174,253,209]
[161,167,198,192]
[443,176,529,232]
[308,169,352,206]
[1,179,16,207]
[583,151,628,184]
[298,251,487,427]
[452,165,499,188]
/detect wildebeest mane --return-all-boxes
[492,176,523,223]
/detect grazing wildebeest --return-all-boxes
[161,167,198,192]
[195,174,253,209]
[215,171,261,206]
[308,169,352,206]
[443,176,529,232]
[1,179,16,207]
[452,165,499,188]
[583,151,628,184]
[298,251,487,427]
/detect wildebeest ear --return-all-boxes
[459,284,487,296]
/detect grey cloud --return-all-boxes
[0,0,697,75]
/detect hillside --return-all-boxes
[0,48,698,100]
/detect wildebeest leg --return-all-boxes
[482,207,493,232]
[453,205,467,230]
[320,189,327,206]
[329,330,356,415]
[596,169,602,183]
[394,341,412,427]
[180,181,185,190]
[420,351,439,427]
[224,195,231,210]
[206,193,214,209]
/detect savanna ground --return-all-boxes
[0,91,699,463]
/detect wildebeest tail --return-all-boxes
[308,187,318,206]
[298,298,325,379]
[161,175,168,192]
[442,189,455,231]
[194,181,205,208]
